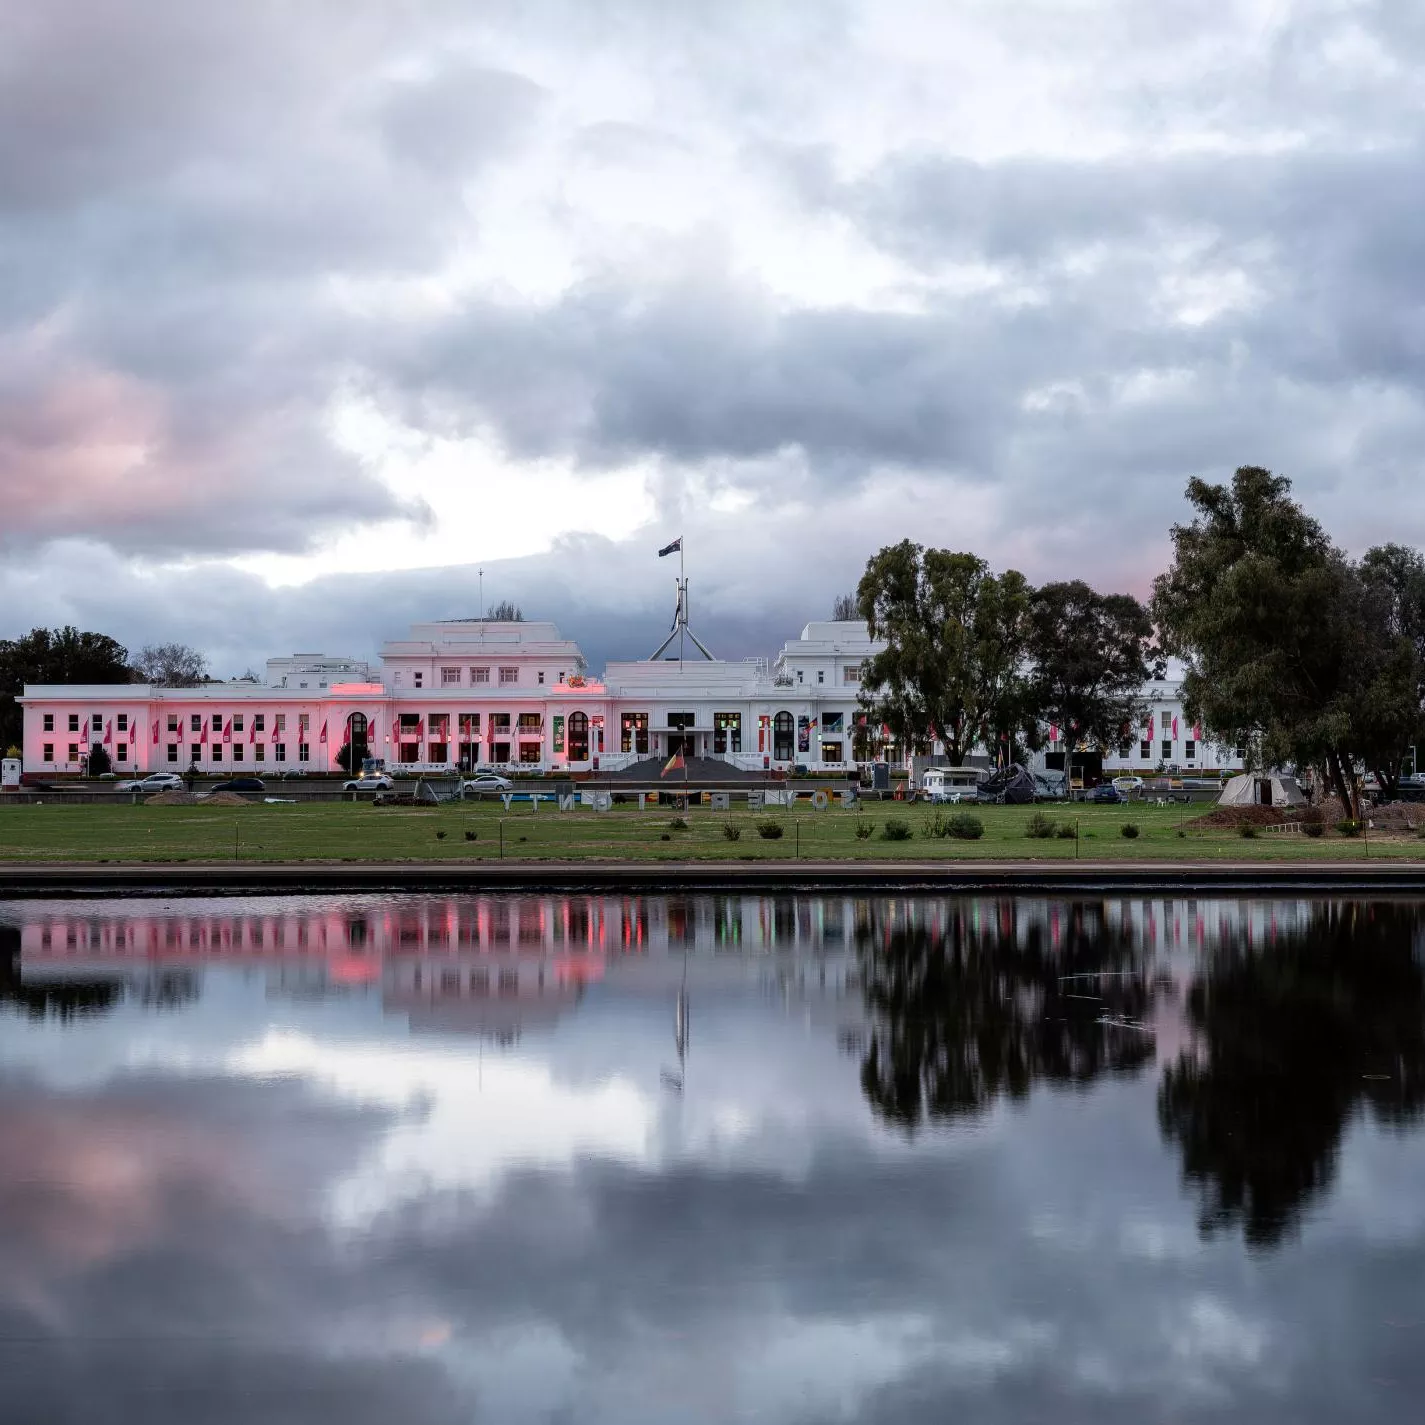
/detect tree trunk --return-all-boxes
[1325,750,1352,818]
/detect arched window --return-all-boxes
[346,711,368,750]
[568,711,589,761]
[773,710,794,761]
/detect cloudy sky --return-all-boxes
[4,0,1424,672]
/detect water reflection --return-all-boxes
[3,894,1425,1423]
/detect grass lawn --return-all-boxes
[0,800,1420,863]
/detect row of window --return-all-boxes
[41,712,305,734]
[395,666,530,689]
[39,743,313,764]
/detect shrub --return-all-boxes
[1025,811,1056,839]
[1299,805,1325,826]
[1056,823,1078,840]
[757,819,785,840]
[1336,819,1362,837]
[881,818,913,841]
[854,818,875,840]
[945,813,984,840]
[722,822,742,841]
[1120,823,1140,839]
[660,833,671,842]
[1302,821,1324,838]
[436,830,447,840]
[464,829,478,841]
[1238,823,1257,838]
[669,816,689,830]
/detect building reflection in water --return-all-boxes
[7,892,1425,1249]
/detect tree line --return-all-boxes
[844,466,1425,815]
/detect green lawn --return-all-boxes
[0,800,1419,862]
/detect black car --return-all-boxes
[211,777,265,793]
[1088,783,1123,804]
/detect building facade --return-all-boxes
[18,619,886,777]
[17,619,1243,780]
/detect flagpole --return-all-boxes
[680,536,686,667]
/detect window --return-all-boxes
[68,713,79,732]
[191,714,202,731]
[1161,739,1172,759]
[298,714,310,734]
[428,713,450,739]
[92,713,103,732]
[499,667,519,685]
[1234,746,1246,760]
[298,742,310,762]
[538,671,545,684]
[568,711,589,760]
[233,714,244,733]
[299,681,308,689]
[190,743,200,762]
[773,711,794,761]
[398,742,419,764]
[1118,741,1131,758]
[212,713,222,731]
[117,743,128,761]
[43,713,54,732]
[42,743,53,762]
[620,712,648,754]
[212,745,223,761]
[232,745,244,762]
[1185,740,1196,760]
[820,740,843,763]
[519,742,541,764]
[117,713,128,732]
[167,713,178,732]
[254,714,265,732]
[1139,739,1151,759]
[393,673,402,686]
[817,670,824,684]
[69,743,80,762]
[1160,710,1172,730]
[517,712,542,732]
[797,670,804,684]
[667,712,694,729]
[413,672,424,688]
[490,713,511,731]
[823,712,845,733]
[167,744,179,763]
[428,742,448,763]
[441,666,461,686]
[471,666,490,684]
[274,743,287,762]
[842,664,861,684]
[714,712,741,754]
[275,714,286,733]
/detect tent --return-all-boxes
[979,763,1037,805]
[1217,773,1306,809]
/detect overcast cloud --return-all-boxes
[3,0,1425,668]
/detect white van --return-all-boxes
[921,767,988,803]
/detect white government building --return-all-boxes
[17,612,1244,780]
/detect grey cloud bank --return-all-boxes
[2,0,1424,626]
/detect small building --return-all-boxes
[1217,772,1307,808]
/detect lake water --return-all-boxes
[2,892,1423,1423]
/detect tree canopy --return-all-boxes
[831,592,857,620]
[0,627,131,749]
[855,542,1031,764]
[487,601,523,621]
[131,642,209,687]
[1152,466,1422,814]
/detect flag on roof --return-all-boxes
[661,750,685,776]
[658,537,682,557]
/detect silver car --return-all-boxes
[116,772,186,793]
[462,773,514,796]
[342,774,394,791]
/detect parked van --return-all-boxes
[921,766,988,803]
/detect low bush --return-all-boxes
[854,818,875,840]
[1120,823,1140,839]
[722,822,742,841]
[464,829,478,841]
[757,819,785,840]
[1336,819,1362,837]
[882,818,913,841]
[1302,822,1324,838]
[435,830,447,840]
[1299,805,1325,826]
[1056,823,1078,840]
[945,813,984,840]
[1238,822,1258,838]
[1025,811,1056,839]
[669,816,689,830]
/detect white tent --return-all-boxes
[1217,772,1307,808]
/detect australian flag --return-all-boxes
[658,536,682,557]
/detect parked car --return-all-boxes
[1111,775,1144,796]
[276,767,308,779]
[211,777,266,793]
[116,772,185,793]
[343,775,394,792]
[462,773,513,795]
[1088,783,1123,804]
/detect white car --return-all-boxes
[462,773,513,795]
[116,772,186,792]
[343,775,394,791]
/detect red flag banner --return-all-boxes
[222,718,232,744]
[249,718,257,743]
[319,721,328,745]
[152,719,159,746]
[1172,715,1179,740]
[200,724,208,746]
[102,720,112,746]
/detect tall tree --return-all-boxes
[855,542,1031,764]
[487,600,523,621]
[1152,467,1417,816]
[831,592,857,620]
[0,627,131,750]
[1026,581,1156,779]
[1355,544,1425,793]
[131,642,209,687]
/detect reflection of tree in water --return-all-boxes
[857,901,1156,1127]
[1159,901,1425,1248]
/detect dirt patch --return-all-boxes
[1364,800,1425,833]
[143,790,257,807]
[1190,803,1297,830]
